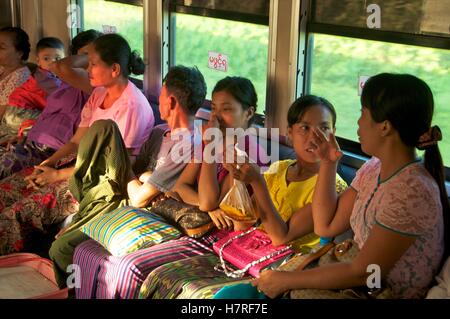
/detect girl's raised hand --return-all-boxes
[223,148,262,185]
[311,127,343,164]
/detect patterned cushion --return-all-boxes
[80,206,182,257]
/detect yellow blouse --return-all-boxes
[262,159,348,252]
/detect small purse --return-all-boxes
[286,239,393,299]
[149,195,214,238]
[213,227,294,278]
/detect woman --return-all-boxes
[0,27,31,120]
[171,76,268,229]
[0,33,154,257]
[73,76,267,299]
[242,73,448,299]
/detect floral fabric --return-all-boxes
[350,157,444,298]
[0,169,78,255]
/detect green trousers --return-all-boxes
[49,120,131,288]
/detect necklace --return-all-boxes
[362,159,421,226]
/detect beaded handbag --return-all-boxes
[213,227,294,278]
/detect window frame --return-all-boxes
[169,0,269,26]
[105,0,143,6]
[300,0,450,180]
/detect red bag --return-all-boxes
[213,227,294,278]
[0,253,68,299]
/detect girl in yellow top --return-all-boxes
[214,95,346,298]
[229,95,346,251]
[261,158,346,252]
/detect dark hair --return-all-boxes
[361,73,450,262]
[36,37,64,54]
[163,65,207,116]
[93,33,144,78]
[70,29,102,55]
[287,95,337,128]
[212,76,257,125]
[0,27,30,61]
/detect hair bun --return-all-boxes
[129,51,145,76]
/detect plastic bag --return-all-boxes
[219,146,257,222]
[219,178,256,221]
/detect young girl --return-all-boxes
[171,76,268,229]
[46,33,154,286]
[243,73,448,299]
[139,95,347,299]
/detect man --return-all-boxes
[49,65,207,288]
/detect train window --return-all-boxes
[308,33,450,167]
[169,1,270,115]
[81,0,144,79]
[170,13,269,115]
[171,0,269,24]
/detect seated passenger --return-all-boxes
[224,73,448,299]
[139,95,347,299]
[51,65,205,289]
[0,27,31,119]
[0,37,65,144]
[0,33,153,256]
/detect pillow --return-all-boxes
[80,206,182,257]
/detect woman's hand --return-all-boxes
[24,165,61,189]
[208,208,234,230]
[251,270,290,299]
[311,128,343,164]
